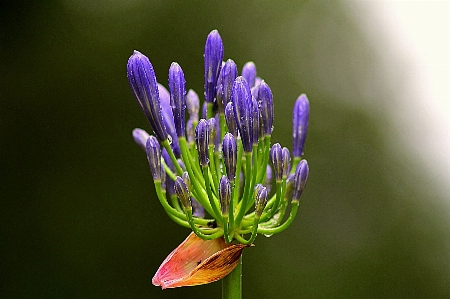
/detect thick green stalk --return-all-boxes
[222,255,242,299]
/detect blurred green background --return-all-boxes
[1,1,449,298]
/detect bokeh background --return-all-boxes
[1,1,449,298]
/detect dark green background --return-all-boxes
[1,1,449,298]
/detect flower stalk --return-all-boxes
[127,29,310,296]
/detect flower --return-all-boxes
[128,29,310,288]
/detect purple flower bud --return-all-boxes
[257,81,273,136]
[220,59,238,109]
[169,62,186,137]
[282,147,291,178]
[219,176,232,215]
[270,143,283,181]
[186,89,200,122]
[146,136,162,180]
[216,84,225,112]
[232,76,253,152]
[254,77,262,88]
[174,176,191,209]
[195,119,209,166]
[242,61,256,88]
[186,119,195,144]
[158,83,181,157]
[225,102,238,137]
[182,171,192,190]
[293,94,310,157]
[292,160,309,202]
[132,128,150,151]
[204,30,224,103]
[251,97,260,145]
[127,51,168,141]
[254,184,268,217]
[207,117,217,146]
[222,133,237,181]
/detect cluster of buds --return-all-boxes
[128,30,310,288]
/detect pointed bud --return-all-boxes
[174,176,191,209]
[216,84,225,112]
[132,128,150,151]
[258,81,274,136]
[146,136,162,180]
[254,184,268,217]
[204,30,224,103]
[127,51,168,141]
[282,147,291,178]
[196,119,210,166]
[182,172,192,191]
[207,117,217,146]
[186,119,195,144]
[292,160,309,202]
[242,61,256,88]
[219,176,232,215]
[186,89,200,122]
[270,143,283,181]
[232,76,253,152]
[225,102,238,137]
[220,59,238,109]
[222,133,237,181]
[169,62,187,137]
[293,94,310,157]
[158,83,181,157]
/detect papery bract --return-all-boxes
[152,232,248,289]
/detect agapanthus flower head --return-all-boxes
[128,29,311,289]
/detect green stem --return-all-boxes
[222,254,242,299]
